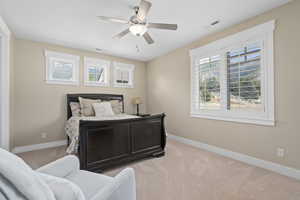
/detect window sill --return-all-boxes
[46,80,79,86]
[113,84,134,88]
[84,82,110,87]
[190,113,275,126]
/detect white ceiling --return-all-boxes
[0,0,290,61]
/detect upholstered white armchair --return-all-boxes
[0,148,136,200]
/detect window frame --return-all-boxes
[45,50,80,85]
[113,62,135,88]
[190,21,275,126]
[84,57,110,87]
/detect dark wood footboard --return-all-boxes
[78,113,166,172]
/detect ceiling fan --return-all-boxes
[98,0,178,44]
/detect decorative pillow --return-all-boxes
[79,97,101,117]
[109,100,123,114]
[93,102,115,117]
[70,102,81,117]
[0,148,55,200]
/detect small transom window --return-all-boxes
[113,62,135,88]
[45,50,79,85]
[84,57,110,87]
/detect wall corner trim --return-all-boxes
[0,16,11,37]
[12,140,67,154]
[168,134,300,180]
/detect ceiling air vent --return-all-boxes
[210,20,220,26]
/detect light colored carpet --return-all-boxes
[18,139,300,200]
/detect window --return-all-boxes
[190,21,275,125]
[113,62,135,88]
[197,55,221,110]
[84,57,110,87]
[45,50,79,85]
[227,43,263,112]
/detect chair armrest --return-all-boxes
[91,168,136,200]
[36,155,80,178]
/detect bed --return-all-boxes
[66,93,166,172]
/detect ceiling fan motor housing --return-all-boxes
[98,0,177,44]
[133,6,139,15]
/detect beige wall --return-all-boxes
[12,39,147,147]
[147,1,300,169]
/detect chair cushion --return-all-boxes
[0,148,55,200]
[0,175,25,200]
[66,170,113,200]
[37,155,80,178]
[39,172,85,200]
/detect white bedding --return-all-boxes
[65,114,140,154]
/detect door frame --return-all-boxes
[0,16,11,150]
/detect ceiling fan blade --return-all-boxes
[113,29,130,39]
[137,0,152,21]
[148,23,178,30]
[143,32,154,44]
[98,16,129,24]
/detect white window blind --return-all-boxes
[45,50,80,85]
[113,62,135,88]
[227,43,263,112]
[197,55,221,110]
[51,61,74,81]
[116,69,130,84]
[190,21,275,126]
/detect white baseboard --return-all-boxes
[12,140,67,154]
[168,134,300,180]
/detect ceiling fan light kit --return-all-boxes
[98,0,178,44]
[129,24,148,36]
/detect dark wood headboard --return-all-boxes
[67,93,124,119]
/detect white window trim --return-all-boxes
[189,20,275,126]
[0,16,11,150]
[113,62,135,88]
[44,50,80,85]
[84,57,110,87]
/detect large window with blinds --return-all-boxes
[190,21,275,125]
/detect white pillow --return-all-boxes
[93,102,115,117]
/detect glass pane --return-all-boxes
[116,69,130,84]
[227,44,263,111]
[198,55,221,109]
[88,66,104,83]
[121,71,129,83]
[89,73,96,82]
[52,61,73,80]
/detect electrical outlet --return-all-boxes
[277,148,285,157]
[41,132,48,139]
